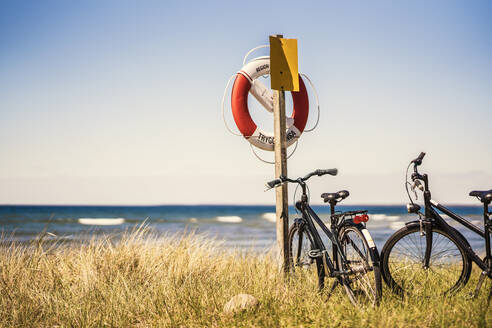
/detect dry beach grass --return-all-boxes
[0,227,490,327]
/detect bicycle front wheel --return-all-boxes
[288,222,325,289]
[381,223,471,297]
[338,225,382,306]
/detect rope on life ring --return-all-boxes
[300,73,320,132]
[250,140,299,164]
[242,44,269,66]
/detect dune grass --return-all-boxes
[0,228,490,327]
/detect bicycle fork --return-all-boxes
[423,221,433,269]
[416,216,433,269]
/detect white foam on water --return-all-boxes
[261,212,277,223]
[189,218,199,223]
[216,216,243,223]
[78,218,125,226]
[389,222,405,230]
[370,214,400,221]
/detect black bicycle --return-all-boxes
[266,169,382,306]
[381,152,492,300]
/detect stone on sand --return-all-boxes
[223,294,258,314]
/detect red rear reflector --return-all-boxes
[354,214,369,224]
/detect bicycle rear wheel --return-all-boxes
[381,224,471,297]
[288,222,325,289]
[338,225,382,306]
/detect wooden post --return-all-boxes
[271,34,289,273]
[273,89,289,272]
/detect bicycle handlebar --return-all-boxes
[265,168,337,190]
[303,168,338,181]
[410,152,426,180]
[266,178,282,189]
[412,152,426,166]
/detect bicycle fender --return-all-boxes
[360,228,376,249]
[404,220,422,227]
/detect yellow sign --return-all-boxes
[269,36,299,91]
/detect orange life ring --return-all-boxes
[231,57,309,151]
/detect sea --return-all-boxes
[0,205,488,252]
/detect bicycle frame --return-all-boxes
[419,173,492,276]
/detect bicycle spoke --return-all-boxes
[345,235,367,260]
[395,236,423,261]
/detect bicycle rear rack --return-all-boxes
[331,210,369,226]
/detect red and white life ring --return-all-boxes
[231,56,309,151]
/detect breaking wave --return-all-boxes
[216,216,243,223]
[370,214,400,221]
[389,222,405,230]
[261,213,277,223]
[78,218,125,225]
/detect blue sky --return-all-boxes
[0,1,491,204]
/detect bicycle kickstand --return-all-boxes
[470,271,488,299]
[325,280,340,300]
[488,284,492,306]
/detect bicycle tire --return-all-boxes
[381,223,471,297]
[287,222,325,289]
[338,225,382,306]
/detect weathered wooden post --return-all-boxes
[269,35,299,272]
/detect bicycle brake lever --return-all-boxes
[411,181,419,200]
[411,180,424,199]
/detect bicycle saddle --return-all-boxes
[321,190,350,203]
[469,190,492,204]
